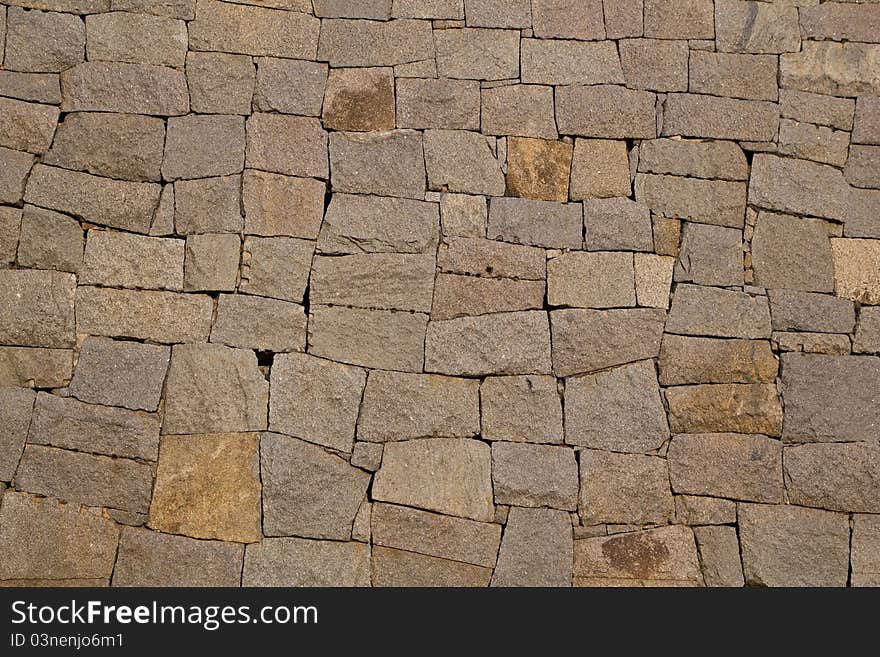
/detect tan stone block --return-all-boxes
[505,137,572,202]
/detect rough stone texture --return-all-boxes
[521,39,624,86]
[491,442,578,511]
[556,85,656,139]
[243,538,369,587]
[86,11,186,68]
[564,360,669,453]
[635,173,747,229]
[666,383,782,436]
[584,198,653,251]
[254,57,326,117]
[358,371,479,442]
[855,308,880,355]
[81,230,183,291]
[662,94,778,142]
[184,233,240,292]
[114,527,243,587]
[0,97,59,154]
[695,526,744,588]
[397,78,480,131]
[480,375,563,444]
[149,433,262,543]
[659,336,777,385]
[715,0,799,54]
[831,238,880,305]
[212,295,307,354]
[425,311,552,376]
[505,137,572,202]
[768,289,855,334]
[323,67,395,132]
[319,19,433,67]
[752,213,834,292]
[331,130,424,198]
[261,433,369,540]
[488,197,582,249]
[675,495,736,526]
[0,147,35,205]
[373,438,493,522]
[5,6,84,73]
[435,28,519,80]
[666,285,771,339]
[174,175,242,234]
[639,139,749,181]
[243,172,324,240]
[785,442,880,514]
[548,251,635,309]
[674,223,743,286]
[61,61,189,115]
[635,253,674,309]
[573,526,703,586]
[570,139,631,200]
[425,129,504,196]
[689,52,778,102]
[668,433,782,503]
[69,337,169,412]
[738,503,849,587]
[551,308,666,377]
[162,344,268,435]
[482,86,557,139]
[372,545,491,586]
[438,237,545,280]
[620,39,688,92]
[240,236,313,303]
[162,114,245,181]
[781,41,880,98]
[247,113,328,179]
[0,269,75,348]
[187,52,255,115]
[0,388,34,482]
[491,507,572,587]
[0,492,119,581]
[854,96,880,146]
[579,450,673,525]
[17,206,83,274]
[431,273,544,319]
[852,515,880,587]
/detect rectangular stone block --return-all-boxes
[619,38,688,92]
[438,237,545,280]
[0,147,34,205]
[492,507,572,586]
[241,236,313,303]
[174,175,242,234]
[748,154,849,222]
[785,442,880,514]
[435,28,519,80]
[0,71,62,105]
[0,347,72,389]
[425,311,552,376]
[583,197,653,251]
[715,0,799,54]
[666,284,771,338]
[431,273,544,319]
[253,57,325,116]
[778,118,849,167]
[665,383,782,436]
[0,270,75,348]
[521,39,624,86]
[689,51,777,101]
[162,114,245,181]
[659,336,777,385]
[397,78,480,130]
[18,204,84,274]
[243,538,369,587]
[0,97,59,154]
[189,0,319,58]
[318,18,433,66]
[81,230,183,291]
[556,85,656,139]
[548,252,635,309]
[246,113,328,179]
[675,495,736,526]
[86,11,187,67]
[372,545,491,586]
[211,295,307,354]
[0,388,33,481]
[424,129,504,196]
[480,375,564,444]
[492,442,578,511]
[579,450,673,525]
[780,89,854,132]
[488,197,582,249]
[330,130,425,199]
[852,515,880,587]
[662,93,779,142]
[781,41,880,97]
[481,85,557,139]
[800,3,880,44]
[61,62,189,115]
[533,0,605,39]
[644,0,713,39]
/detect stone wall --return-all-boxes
[0,0,878,587]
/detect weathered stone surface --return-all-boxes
[464,0,528,27]
[76,287,213,344]
[675,223,742,286]
[0,492,119,581]
[149,433,261,542]
[350,442,382,472]
[481,375,563,444]
[314,0,389,18]
[749,154,850,224]
[715,0,799,54]
[831,238,880,305]
[521,39,623,86]
[372,545,491,586]
[309,306,427,373]
[5,6,84,73]
[373,438,493,522]
[111,0,194,19]
[243,538,369,587]
[0,206,20,266]
[17,206,83,274]
[397,78,479,131]
[61,62,188,115]
[190,0,318,58]
[738,503,849,587]
[635,174,746,228]
[694,526,744,587]
[114,527,243,587]
[548,251,635,309]
[481,86,556,140]
[556,85,656,139]
[674,495,737,526]
[45,112,164,182]
[0,147,34,205]
[855,308,880,355]
[434,28,519,80]
[25,165,159,234]
[488,197,582,249]
[81,230,183,291]
[247,113,328,179]
[774,331,850,356]
[689,52,778,102]
[751,213,833,292]
[211,295,307,354]
[668,433,782,503]
[0,71,61,104]
[492,507,572,587]
[358,371,479,442]
[619,39,688,92]
[0,269,75,348]
[580,449,673,525]
[432,273,543,319]
[184,233,240,292]
[854,96,880,146]
[253,57,325,116]
[639,138,748,181]
[666,284,771,338]
[781,89,854,133]
[785,443,880,514]
[666,384,782,436]
[311,254,435,312]
[323,67,395,132]
[635,253,674,309]
[530,0,605,39]
[584,198,653,251]
[372,503,501,567]
[28,392,159,461]
[654,215,682,259]
[0,97,58,154]
[564,359,669,453]
[438,237,545,280]
[174,175,242,234]
[777,118,850,167]
[331,130,424,198]
[846,145,880,190]
[162,114,245,181]
[505,137,572,202]
[269,353,365,454]
[644,0,713,39]
[852,515,880,587]
[662,94,778,142]
[163,344,267,435]
[425,311,552,376]
[573,526,703,586]
[781,41,880,97]
[424,129,504,196]
[0,388,34,481]
[86,11,186,68]
[768,289,855,334]
[240,236,313,303]
[781,353,880,443]
[492,442,577,510]
[261,433,370,539]
[69,337,169,413]
[187,52,255,115]
[318,194,439,255]
[392,0,463,20]
[570,139,631,200]
[551,308,666,377]
[318,19,433,67]
[604,0,641,38]
[16,445,153,513]
[0,347,72,389]
[659,336,777,385]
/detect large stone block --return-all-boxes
[246,113,328,179]
[491,508,573,587]
[635,173,746,228]
[579,450,673,525]
[243,538,369,587]
[434,28,519,80]
[424,129,504,196]
[659,336,777,385]
[666,284,771,338]
[86,11,186,67]
[81,230,183,291]
[480,375,564,444]
[318,18,433,67]
[784,442,880,514]
[556,85,656,139]
[521,39,623,86]
[0,388,34,482]
[548,251,635,308]
[331,130,425,198]
[492,442,578,510]
[751,212,834,292]
[662,93,778,142]
[781,41,880,97]
[0,270,75,348]
[5,6,84,73]
[211,295,307,354]
[487,197,582,249]
[665,383,782,436]
[61,62,188,115]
